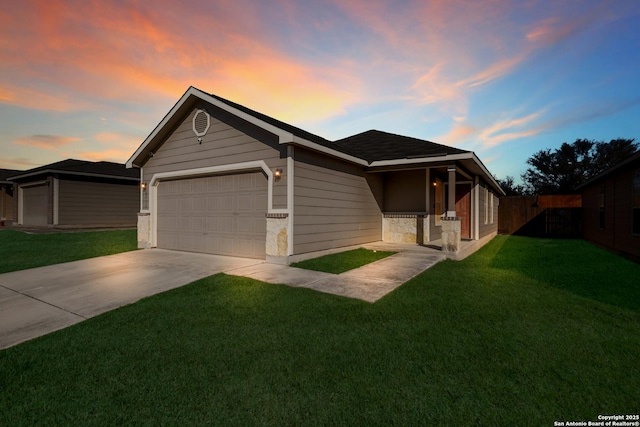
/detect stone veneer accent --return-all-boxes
[382,214,427,244]
[266,214,288,257]
[441,217,461,252]
[137,212,151,249]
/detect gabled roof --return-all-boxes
[9,159,139,182]
[576,150,640,190]
[126,86,504,194]
[334,130,468,163]
[0,169,22,184]
[127,86,367,168]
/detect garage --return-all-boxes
[22,184,48,226]
[157,172,267,259]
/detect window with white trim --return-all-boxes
[490,192,494,224]
[484,187,489,224]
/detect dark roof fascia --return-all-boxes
[9,169,140,182]
[126,86,369,168]
[576,150,640,190]
[125,86,504,194]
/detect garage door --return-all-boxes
[22,184,48,226]
[157,172,267,258]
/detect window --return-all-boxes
[490,192,494,224]
[633,171,640,235]
[484,187,489,224]
[599,186,605,230]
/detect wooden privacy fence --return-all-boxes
[498,195,582,237]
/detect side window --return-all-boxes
[490,192,494,224]
[484,187,489,224]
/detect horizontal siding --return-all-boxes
[142,109,287,210]
[1,188,13,220]
[58,180,139,225]
[293,147,383,254]
[384,170,426,212]
[478,185,498,238]
[583,164,640,261]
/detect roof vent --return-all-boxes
[192,109,210,137]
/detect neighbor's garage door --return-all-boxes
[22,184,48,226]
[157,172,267,259]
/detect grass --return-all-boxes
[0,236,638,425]
[291,247,396,273]
[0,229,138,273]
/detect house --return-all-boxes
[577,150,640,262]
[127,86,504,263]
[0,169,21,223]
[9,159,140,227]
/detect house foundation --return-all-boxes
[441,217,461,253]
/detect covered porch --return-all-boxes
[366,159,501,257]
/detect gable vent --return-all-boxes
[192,109,210,137]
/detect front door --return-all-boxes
[455,184,471,239]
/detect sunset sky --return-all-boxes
[1,0,639,182]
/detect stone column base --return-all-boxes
[441,217,461,252]
[137,212,151,249]
[266,214,288,258]
[382,214,427,244]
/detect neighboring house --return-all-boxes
[127,86,504,263]
[9,159,140,227]
[0,169,21,222]
[577,150,640,262]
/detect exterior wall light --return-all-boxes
[140,182,147,190]
[274,168,283,182]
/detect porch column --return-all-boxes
[425,168,430,243]
[442,165,461,254]
[447,165,456,217]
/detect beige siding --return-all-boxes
[293,147,383,254]
[1,186,13,220]
[384,170,426,212]
[58,179,139,226]
[478,183,499,238]
[22,184,48,226]
[142,108,287,210]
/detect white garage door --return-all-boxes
[157,172,267,259]
[22,184,48,226]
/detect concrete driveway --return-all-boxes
[0,243,446,351]
[0,249,262,350]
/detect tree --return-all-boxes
[521,138,638,194]
[495,175,527,196]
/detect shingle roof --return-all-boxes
[0,169,22,183]
[9,159,139,181]
[334,130,469,163]
[208,92,335,149]
[208,93,469,164]
[576,150,640,190]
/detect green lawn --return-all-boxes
[1,236,638,425]
[291,247,396,273]
[0,229,138,273]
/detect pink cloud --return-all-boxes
[0,0,359,122]
[13,135,81,149]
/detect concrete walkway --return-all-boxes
[0,245,445,350]
[231,247,445,303]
